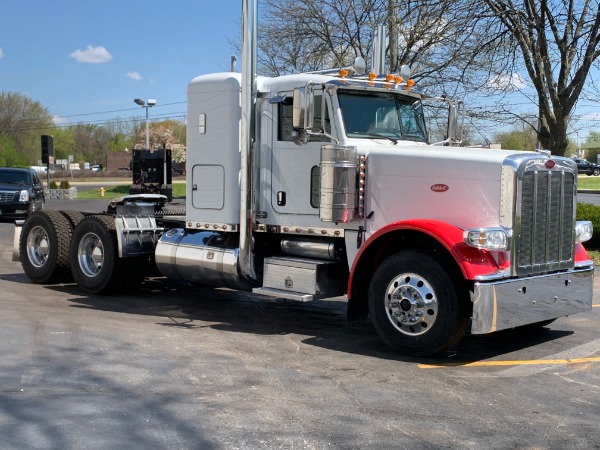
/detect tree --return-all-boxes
[495,124,539,151]
[253,0,600,154]
[0,91,53,164]
[104,119,137,152]
[585,130,600,143]
[51,127,77,161]
[475,0,600,155]
[0,134,28,167]
[258,0,478,83]
[70,124,112,165]
[257,0,381,75]
[133,120,186,163]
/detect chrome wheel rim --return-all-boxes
[384,273,438,336]
[26,225,50,268]
[78,232,104,277]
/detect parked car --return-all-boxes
[572,157,600,176]
[0,167,45,220]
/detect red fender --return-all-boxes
[574,242,591,263]
[347,219,504,298]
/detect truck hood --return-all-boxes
[358,142,537,233]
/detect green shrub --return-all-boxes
[59,180,71,189]
[49,181,58,189]
[576,202,600,250]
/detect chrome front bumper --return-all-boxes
[471,267,594,334]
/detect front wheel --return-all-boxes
[368,251,469,357]
[593,168,600,176]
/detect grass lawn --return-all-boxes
[577,176,600,189]
[587,250,600,265]
[76,183,186,199]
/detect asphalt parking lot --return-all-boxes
[0,199,598,449]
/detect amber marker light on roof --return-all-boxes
[339,68,349,78]
[368,71,377,86]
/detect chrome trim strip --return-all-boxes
[473,269,512,282]
[471,267,593,334]
[186,221,239,232]
[255,223,345,238]
[574,259,594,268]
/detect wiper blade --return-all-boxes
[363,132,398,144]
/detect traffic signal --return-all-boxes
[41,135,53,164]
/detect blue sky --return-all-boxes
[1,1,598,145]
[0,0,240,126]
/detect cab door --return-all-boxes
[270,94,333,217]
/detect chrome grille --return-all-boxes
[0,190,17,202]
[516,169,575,275]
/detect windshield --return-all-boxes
[0,171,31,185]
[337,89,428,143]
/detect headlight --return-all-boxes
[463,228,509,250]
[575,220,593,243]
[19,190,29,202]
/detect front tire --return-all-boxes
[368,251,469,357]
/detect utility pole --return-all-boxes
[388,0,399,73]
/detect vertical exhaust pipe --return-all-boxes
[239,0,258,283]
[372,25,386,75]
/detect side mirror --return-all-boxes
[293,87,314,130]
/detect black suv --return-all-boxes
[0,167,45,220]
[572,157,600,176]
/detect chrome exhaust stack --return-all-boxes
[238,0,259,284]
[372,25,386,75]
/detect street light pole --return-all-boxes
[133,98,156,150]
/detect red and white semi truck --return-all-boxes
[15,0,594,356]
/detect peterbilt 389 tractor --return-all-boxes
[15,0,594,356]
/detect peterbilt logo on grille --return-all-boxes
[431,184,449,192]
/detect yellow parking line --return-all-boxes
[419,356,600,369]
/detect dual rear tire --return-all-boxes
[20,212,147,294]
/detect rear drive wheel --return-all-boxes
[70,215,124,294]
[20,211,72,283]
[70,215,146,294]
[368,250,469,357]
[60,210,85,229]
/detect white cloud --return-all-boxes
[127,71,142,81]
[52,116,69,125]
[485,73,527,91]
[0,47,4,58]
[69,45,112,64]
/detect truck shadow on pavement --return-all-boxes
[39,276,575,364]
